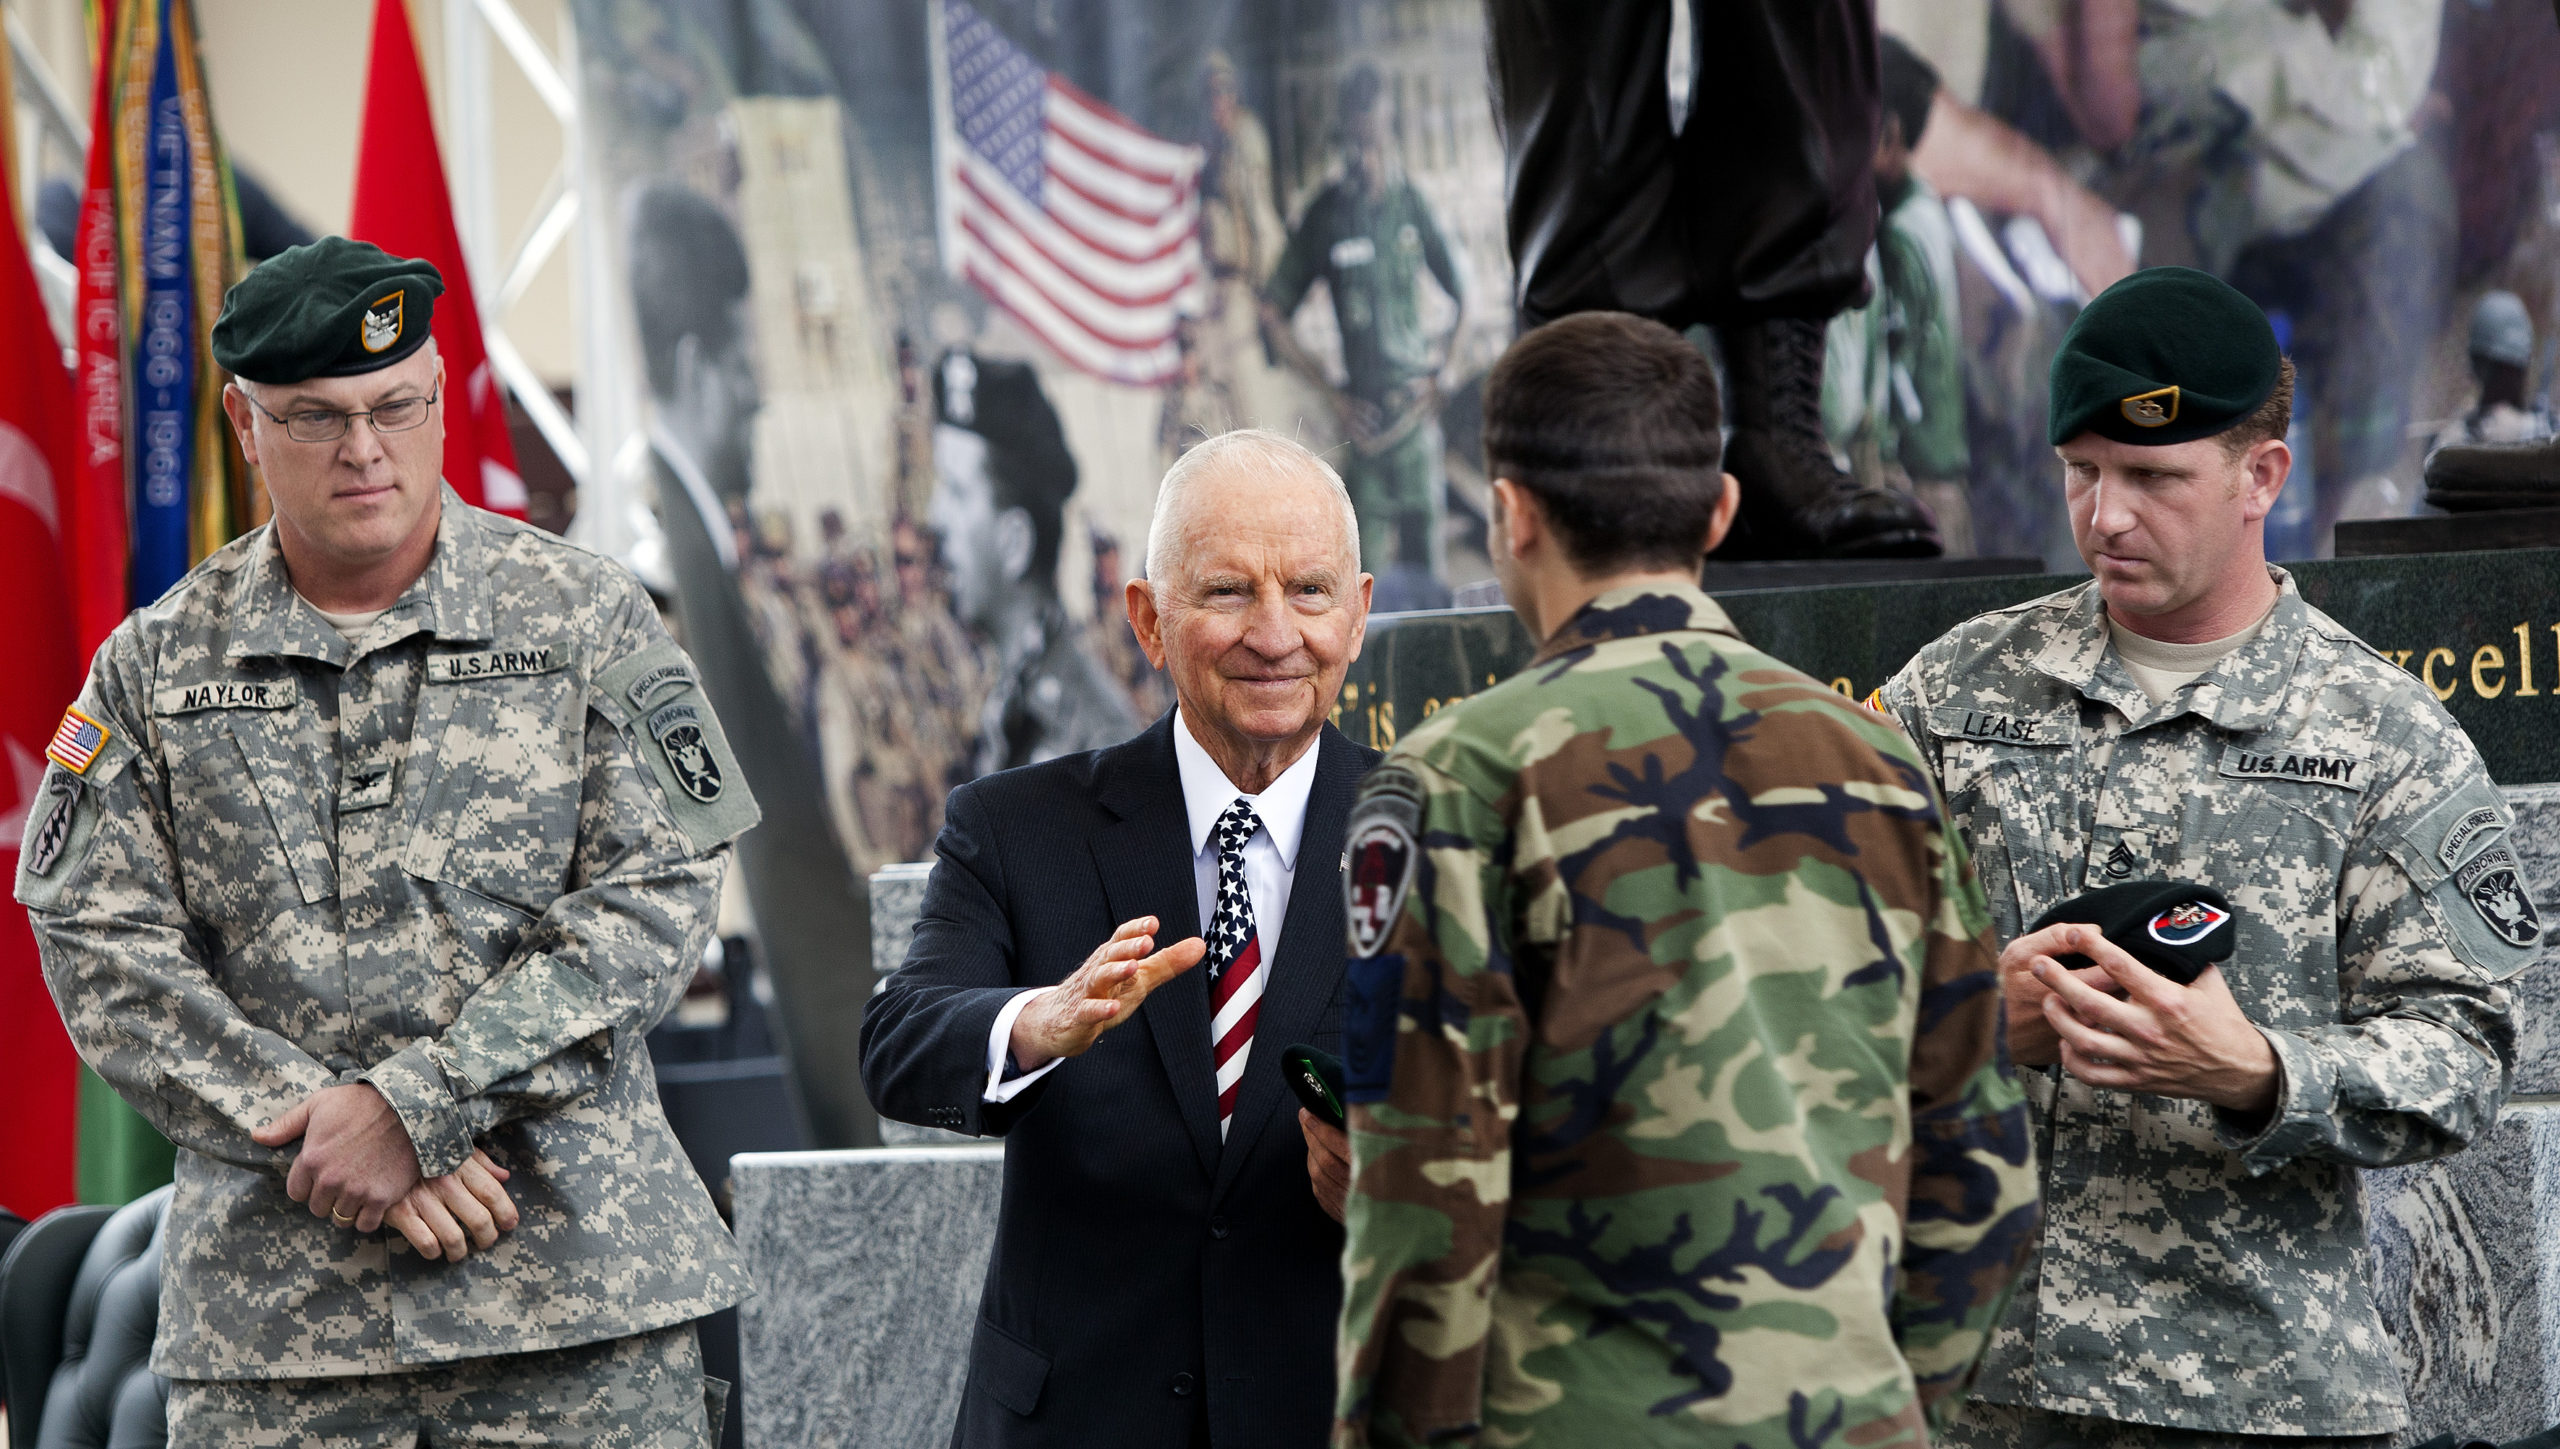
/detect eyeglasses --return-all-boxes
[243,384,441,444]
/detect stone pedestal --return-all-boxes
[732,1145,1002,1449]
[869,862,974,1148]
[2367,1105,2560,1435]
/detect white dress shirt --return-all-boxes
[982,709,1321,1102]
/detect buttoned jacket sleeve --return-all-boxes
[1336,753,1517,1449]
[860,780,1061,1139]
[361,585,758,1176]
[18,628,337,1172]
[2218,744,2524,1176]
[1896,812,2043,1423]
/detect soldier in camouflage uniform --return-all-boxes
[1876,269,2533,1447]
[1262,64,1465,611]
[1337,313,2040,1447]
[15,239,752,1446]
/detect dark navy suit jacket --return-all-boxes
[861,714,1379,1449]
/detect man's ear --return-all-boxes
[2239,439,2290,524]
[1126,576,1167,669]
[993,506,1037,585]
[222,384,262,470]
[1703,471,1741,555]
[1490,477,1537,561]
[1344,570,1374,663]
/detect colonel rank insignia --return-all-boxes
[362,290,404,353]
[2120,384,2179,428]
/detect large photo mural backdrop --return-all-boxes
[569,0,2560,1141]
[576,0,1511,881]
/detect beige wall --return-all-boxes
[10,0,576,385]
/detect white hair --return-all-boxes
[1143,428,1360,583]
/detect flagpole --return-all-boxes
[925,0,959,282]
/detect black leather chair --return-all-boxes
[0,1187,171,1449]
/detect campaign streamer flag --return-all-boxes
[111,0,247,598]
[351,0,526,517]
[66,0,129,658]
[0,26,91,1220]
[930,0,1205,386]
[81,0,239,1205]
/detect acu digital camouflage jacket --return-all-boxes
[1335,584,2041,1448]
[15,490,759,1379]
[1879,570,2532,1435]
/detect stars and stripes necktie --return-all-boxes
[1207,798,1267,1139]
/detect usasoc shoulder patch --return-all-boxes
[2453,845,2543,950]
[594,638,759,853]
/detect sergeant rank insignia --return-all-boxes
[361,290,404,353]
[2148,899,2231,948]
[2120,385,2179,428]
[647,701,724,802]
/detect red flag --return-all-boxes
[350,0,526,517]
[0,33,92,1220]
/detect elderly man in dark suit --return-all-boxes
[862,428,1380,1449]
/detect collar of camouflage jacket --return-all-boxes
[223,485,496,665]
[2028,565,2309,734]
[1530,581,1741,667]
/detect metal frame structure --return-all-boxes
[7,2,84,346]
[444,0,590,490]
[446,0,646,566]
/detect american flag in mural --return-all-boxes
[932,0,1205,386]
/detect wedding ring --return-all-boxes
[332,1207,358,1224]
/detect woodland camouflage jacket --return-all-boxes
[1879,571,2532,1434]
[1335,583,2041,1447]
[15,491,757,1379]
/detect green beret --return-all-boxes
[2048,267,2280,447]
[212,236,444,384]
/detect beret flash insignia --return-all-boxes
[2120,385,2179,428]
[2147,899,2231,947]
[361,291,404,354]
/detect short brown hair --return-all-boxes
[1481,312,1725,574]
[2216,357,2297,460]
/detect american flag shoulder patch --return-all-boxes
[47,706,111,775]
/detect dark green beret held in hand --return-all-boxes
[2049,266,2281,448]
[2031,879,2238,986]
[212,235,444,384]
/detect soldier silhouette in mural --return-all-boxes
[1263,64,1466,613]
[929,350,1143,774]
[626,181,877,1145]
